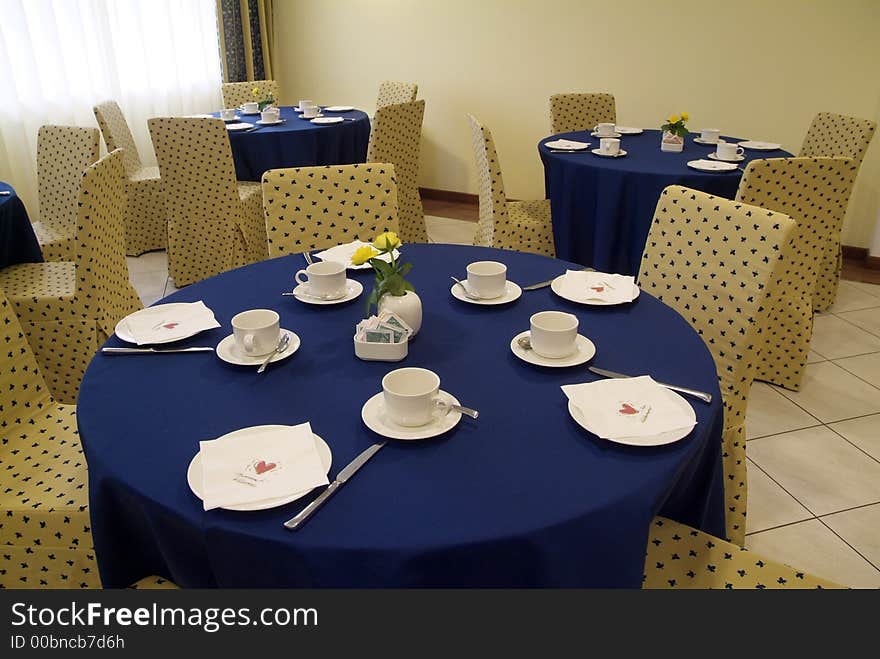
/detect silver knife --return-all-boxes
[283,441,386,530]
[588,366,713,403]
[522,267,595,291]
[102,347,215,354]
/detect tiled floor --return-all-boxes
[127,218,880,588]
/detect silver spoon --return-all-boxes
[257,333,290,374]
[517,335,532,351]
[450,276,482,301]
[436,399,479,419]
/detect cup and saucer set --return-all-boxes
[216,309,301,366]
[286,260,363,305]
[450,260,522,305]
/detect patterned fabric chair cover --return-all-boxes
[799,112,877,311]
[637,186,795,545]
[221,79,279,109]
[0,288,101,588]
[737,157,858,391]
[93,101,167,255]
[367,100,427,243]
[376,80,418,109]
[148,118,268,286]
[643,517,842,589]
[549,93,616,135]
[32,126,100,262]
[467,114,555,257]
[262,164,400,256]
[129,576,179,589]
[0,149,142,404]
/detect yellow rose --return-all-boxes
[373,231,401,251]
[351,245,379,266]
[252,87,260,97]
[668,114,680,125]
[680,112,689,122]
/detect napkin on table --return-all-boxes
[122,301,220,345]
[559,269,636,303]
[314,239,399,268]
[562,376,696,440]
[199,423,329,511]
[545,138,590,150]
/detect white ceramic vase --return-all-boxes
[660,130,685,153]
[378,291,422,337]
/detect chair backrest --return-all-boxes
[637,185,795,430]
[467,114,509,248]
[93,101,143,176]
[148,117,242,283]
[74,149,143,335]
[0,286,55,428]
[549,93,616,135]
[261,164,400,257]
[37,125,100,237]
[376,80,418,109]
[367,100,427,243]
[221,80,279,109]
[799,112,876,168]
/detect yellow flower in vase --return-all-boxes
[351,244,379,266]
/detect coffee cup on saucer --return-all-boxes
[242,101,259,114]
[530,311,578,358]
[260,107,280,123]
[715,141,745,160]
[298,99,315,112]
[295,261,346,299]
[466,261,507,299]
[231,309,280,356]
[594,122,616,137]
[600,137,621,156]
[700,128,721,143]
[220,108,237,121]
[382,367,442,427]
[302,105,320,119]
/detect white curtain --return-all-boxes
[0,0,223,218]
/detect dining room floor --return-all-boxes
[125,213,880,588]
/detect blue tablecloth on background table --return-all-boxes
[540,129,791,275]
[78,244,725,588]
[220,107,371,181]
[0,181,42,269]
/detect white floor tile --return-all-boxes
[747,426,880,516]
[126,250,168,275]
[828,414,880,462]
[131,270,168,307]
[163,277,180,297]
[774,361,880,423]
[426,216,475,245]
[806,349,827,364]
[746,519,880,588]
[834,352,880,389]
[844,280,880,297]
[822,503,880,570]
[745,459,813,534]
[837,307,880,339]
[745,382,819,439]
[827,281,880,313]
[810,314,880,359]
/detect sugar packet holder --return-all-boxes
[354,310,412,362]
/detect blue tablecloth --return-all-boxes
[78,244,724,588]
[220,106,371,181]
[540,129,791,275]
[0,182,42,269]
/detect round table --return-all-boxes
[78,244,724,588]
[0,181,42,269]
[220,106,371,181]
[539,129,791,275]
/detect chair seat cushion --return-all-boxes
[499,199,556,257]
[30,222,74,262]
[129,575,180,589]
[131,165,160,184]
[0,262,78,322]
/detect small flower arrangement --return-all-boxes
[253,86,275,111]
[660,112,689,152]
[351,232,414,314]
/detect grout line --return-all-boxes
[745,456,820,521]
[817,500,880,520]
[832,311,880,340]
[824,422,880,468]
[746,422,825,442]
[815,516,880,574]
[830,357,880,394]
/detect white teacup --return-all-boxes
[242,101,259,114]
[700,128,721,143]
[716,141,745,160]
[298,99,315,111]
[600,137,620,156]
[466,261,507,299]
[382,368,442,427]
[295,261,347,299]
[595,122,616,137]
[530,311,579,359]
[260,108,280,123]
[303,105,320,119]
[231,309,280,356]
[220,108,237,121]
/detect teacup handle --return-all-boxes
[243,334,256,353]
[295,270,309,286]
[735,146,745,156]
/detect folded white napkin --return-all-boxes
[559,270,636,303]
[314,239,399,269]
[226,122,253,131]
[199,423,329,511]
[562,376,696,440]
[545,138,590,150]
[123,301,220,345]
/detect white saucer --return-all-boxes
[686,159,738,172]
[510,331,596,367]
[115,303,217,344]
[291,279,363,305]
[450,281,522,305]
[324,105,354,112]
[614,126,643,135]
[693,137,720,145]
[215,330,300,366]
[361,390,462,441]
[591,148,627,158]
[299,113,323,120]
[549,275,640,305]
[708,152,745,162]
[310,117,344,125]
[186,426,332,511]
[226,123,254,131]
[567,390,695,447]
[738,140,781,151]
[256,118,285,125]
[591,131,623,138]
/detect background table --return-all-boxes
[540,129,791,275]
[78,244,724,588]
[221,107,371,181]
[0,181,42,269]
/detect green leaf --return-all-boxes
[370,258,392,278]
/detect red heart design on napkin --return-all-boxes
[255,460,276,475]
[590,286,605,292]
[619,403,638,415]
[162,322,179,330]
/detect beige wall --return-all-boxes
[275,0,880,246]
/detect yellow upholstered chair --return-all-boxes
[222,80,279,109]
[367,100,427,243]
[549,93,616,135]
[31,126,100,262]
[0,287,101,589]
[262,164,400,256]
[93,101,166,255]
[637,186,795,545]
[467,114,555,257]
[643,517,842,589]
[736,157,858,391]
[799,112,877,311]
[148,118,267,287]
[0,149,142,404]
[129,576,180,589]
[376,80,418,109]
